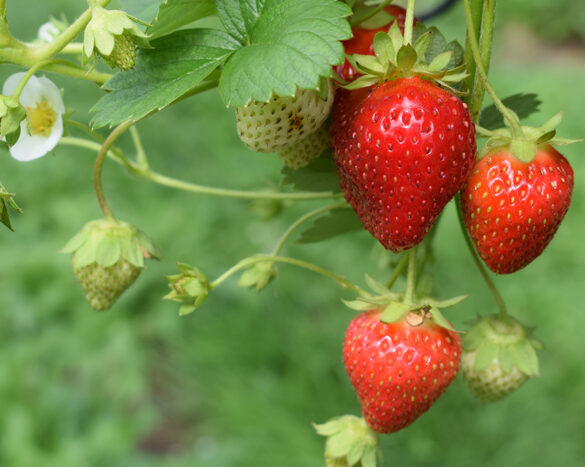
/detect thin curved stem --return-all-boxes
[130,126,149,170]
[455,194,508,321]
[210,254,368,296]
[404,246,418,304]
[462,0,522,137]
[94,120,133,219]
[271,202,348,255]
[139,169,343,201]
[10,60,53,98]
[386,253,409,289]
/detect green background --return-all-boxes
[1,1,584,465]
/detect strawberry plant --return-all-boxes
[0,0,583,465]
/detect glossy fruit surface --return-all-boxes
[332,76,476,251]
[461,145,573,273]
[343,309,461,433]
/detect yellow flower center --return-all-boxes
[26,100,57,137]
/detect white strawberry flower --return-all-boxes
[37,21,60,43]
[2,73,65,162]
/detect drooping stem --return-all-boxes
[404,246,418,304]
[10,60,53,99]
[210,254,368,296]
[455,194,509,321]
[463,0,483,107]
[404,0,417,44]
[462,0,522,137]
[271,202,348,256]
[94,120,133,219]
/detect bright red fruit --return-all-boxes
[461,145,574,274]
[343,309,461,434]
[332,76,476,252]
[335,6,416,82]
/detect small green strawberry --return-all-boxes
[235,81,333,153]
[164,262,210,315]
[62,218,159,311]
[461,314,543,402]
[83,6,149,70]
[278,124,330,169]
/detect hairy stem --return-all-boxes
[271,202,348,255]
[211,255,368,296]
[386,253,409,289]
[94,121,133,219]
[462,0,522,136]
[404,0,417,44]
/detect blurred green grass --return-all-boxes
[1,1,585,466]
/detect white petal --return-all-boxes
[2,72,26,96]
[38,22,59,42]
[9,116,63,162]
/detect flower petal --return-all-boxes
[9,116,63,161]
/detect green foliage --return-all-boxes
[480,93,542,130]
[217,0,352,106]
[148,0,216,39]
[91,28,240,128]
[297,208,363,244]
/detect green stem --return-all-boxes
[61,43,84,55]
[351,0,392,26]
[271,202,348,255]
[404,0,416,44]
[210,254,368,296]
[10,60,52,98]
[404,246,417,304]
[462,0,522,137]
[455,193,509,321]
[463,0,483,106]
[130,126,149,169]
[61,136,342,201]
[386,253,409,289]
[30,0,111,61]
[139,169,342,201]
[94,120,133,219]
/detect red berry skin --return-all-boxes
[335,6,416,82]
[343,309,461,434]
[461,145,574,274]
[332,76,476,252]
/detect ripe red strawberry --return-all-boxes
[343,308,461,433]
[335,6,417,82]
[332,76,476,252]
[461,145,573,274]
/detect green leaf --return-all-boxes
[218,0,352,107]
[281,153,342,193]
[297,208,363,244]
[473,341,498,372]
[479,93,542,130]
[120,0,161,23]
[91,28,239,128]
[148,0,216,38]
[0,200,13,231]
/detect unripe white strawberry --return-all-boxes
[461,314,543,402]
[278,124,330,169]
[62,218,159,311]
[236,81,333,153]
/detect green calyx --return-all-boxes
[0,95,26,145]
[0,180,22,231]
[238,260,277,292]
[342,275,466,331]
[344,22,467,92]
[477,112,585,163]
[164,262,210,315]
[462,314,543,377]
[83,6,149,67]
[314,415,380,467]
[62,218,159,270]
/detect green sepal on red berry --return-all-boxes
[235,79,334,153]
[343,21,467,92]
[314,415,381,467]
[62,218,159,311]
[461,314,543,402]
[83,5,149,70]
[164,262,210,315]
